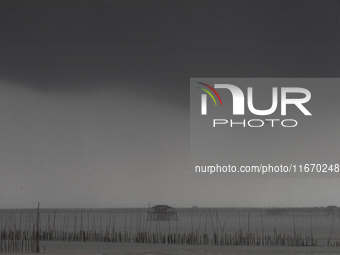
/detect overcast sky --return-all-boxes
[0,0,340,208]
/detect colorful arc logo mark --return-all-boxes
[196,82,222,115]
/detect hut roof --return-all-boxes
[150,205,173,210]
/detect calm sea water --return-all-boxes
[41,241,340,255]
[2,207,340,252]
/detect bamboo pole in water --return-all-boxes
[80,211,83,242]
[129,211,133,242]
[310,215,313,245]
[261,214,264,246]
[221,216,227,245]
[66,213,70,241]
[208,209,215,244]
[135,211,139,240]
[197,214,202,234]
[167,217,171,242]
[247,213,250,245]
[113,212,117,240]
[144,213,148,233]
[327,212,334,246]
[73,212,77,241]
[108,212,112,241]
[19,212,22,234]
[14,212,17,253]
[142,215,146,234]
[149,213,152,237]
[122,212,125,242]
[28,212,31,249]
[93,212,96,241]
[190,212,193,244]
[136,211,139,236]
[99,212,102,241]
[36,202,40,253]
[62,213,66,240]
[175,215,178,237]
[215,210,219,245]
[157,216,161,244]
[52,209,57,240]
[139,212,142,234]
[292,211,296,244]
[204,214,208,244]
[47,213,50,240]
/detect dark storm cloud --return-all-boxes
[1,0,340,105]
[0,0,340,208]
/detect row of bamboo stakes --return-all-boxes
[2,206,340,253]
[0,228,321,251]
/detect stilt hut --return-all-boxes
[147,205,178,221]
